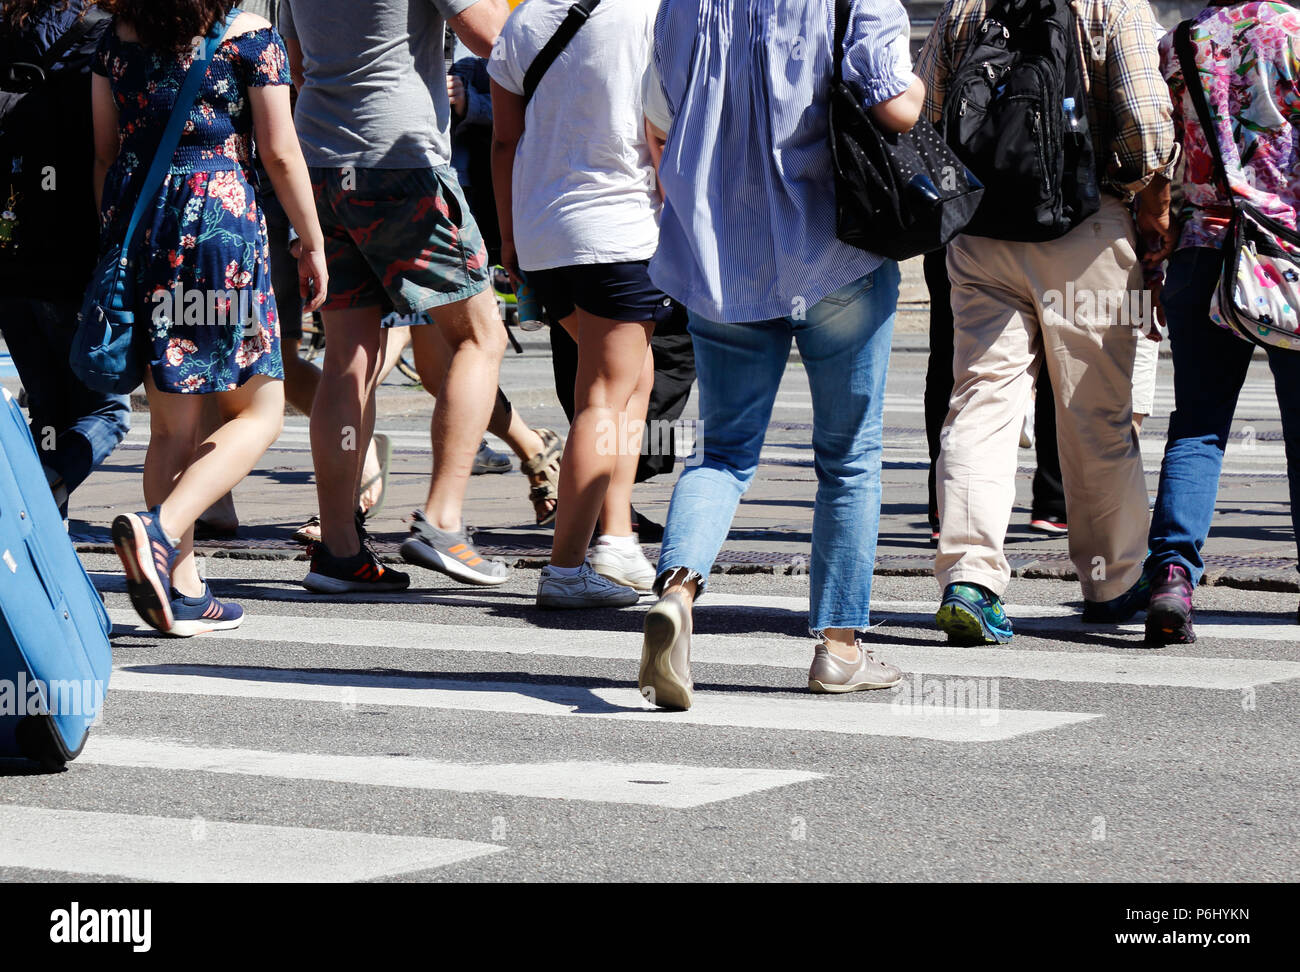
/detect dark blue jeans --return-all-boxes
[1147,247,1300,583]
[0,298,130,497]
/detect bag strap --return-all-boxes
[521,0,601,106]
[832,0,850,83]
[118,12,236,257]
[1173,19,1233,203]
[0,9,101,94]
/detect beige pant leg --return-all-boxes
[934,234,1039,598]
[1028,197,1149,602]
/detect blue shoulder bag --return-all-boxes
[71,13,235,394]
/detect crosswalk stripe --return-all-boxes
[79,736,820,809]
[106,665,1097,742]
[103,611,1299,691]
[0,805,501,882]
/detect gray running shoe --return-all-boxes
[536,563,638,609]
[808,641,902,693]
[639,593,694,710]
[399,510,509,586]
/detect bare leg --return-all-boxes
[148,374,285,596]
[421,323,544,461]
[196,396,239,532]
[310,306,383,556]
[417,289,507,531]
[550,311,654,567]
[599,344,654,538]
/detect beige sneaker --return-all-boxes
[639,593,693,710]
[808,641,902,693]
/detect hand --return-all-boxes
[500,239,522,289]
[288,237,302,260]
[1148,278,1168,338]
[298,247,328,313]
[1136,176,1175,269]
[447,74,467,117]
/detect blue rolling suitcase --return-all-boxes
[0,386,112,768]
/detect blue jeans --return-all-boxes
[656,262,900,634]
[0,298,131,498]
[1147,247,1300,584]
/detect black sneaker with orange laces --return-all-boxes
[302,542,410,594]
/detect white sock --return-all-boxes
[597,534,638,551]
[548,564,583,577]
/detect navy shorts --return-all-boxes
[529,260,673,324]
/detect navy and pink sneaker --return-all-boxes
[111,506,179,634]
[169,585,244,638]
[1145,563,1196,646]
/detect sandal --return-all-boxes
[520,428,562,527]
[293,515,321,545]
[358,432,392,519]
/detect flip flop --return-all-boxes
[358,432,392,520]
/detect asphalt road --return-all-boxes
[2,269,1298,883]
[2,556,1297,883]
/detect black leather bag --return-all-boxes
[828,0,983,260]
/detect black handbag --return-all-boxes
[828,0,983,260]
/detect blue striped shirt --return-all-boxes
[649,0,915,323]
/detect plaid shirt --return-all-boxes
[916,0,1178,197]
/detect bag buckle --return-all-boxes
[1,62,46,93]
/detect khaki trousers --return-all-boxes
[935,196,1149,602]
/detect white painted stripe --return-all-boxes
[80,736,820,809]
[106,666,1097,742]
[0,805,500,882]
[105,607,1300,689]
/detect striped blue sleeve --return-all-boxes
[841,0,915,106]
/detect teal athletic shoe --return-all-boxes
[936,582,1014,645]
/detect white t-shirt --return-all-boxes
[488,0,661,272]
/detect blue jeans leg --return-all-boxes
[0,298,131,494]
[1147,249,1254,584]
[1264,336,1300,569]
[797,262,899,633]
[655,312,791,594]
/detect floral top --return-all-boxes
[94,25,289,180]
[1158,1,1300,251]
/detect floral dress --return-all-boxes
[1158,1,1300,254]
[92,19,291,393]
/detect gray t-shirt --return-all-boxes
[280,0,476,169]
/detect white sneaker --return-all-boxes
[537,563,640,609]
[589,539,656,592]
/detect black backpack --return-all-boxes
[943,0,1100,241]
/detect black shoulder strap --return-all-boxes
[833,0,850,83]
[1,10,101,93]
[1174,19,1232,201]
[521,0,602,106]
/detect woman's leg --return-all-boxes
[550,311,654,567]
[1147,249,1255,583]
[797,264,899,657]
[1262,345,1300,585]
[599,343,655,538]
[156,375,285,596]
[140,373,205,595]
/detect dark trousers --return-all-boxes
[923,249,1065,527]
[0,297,131,501]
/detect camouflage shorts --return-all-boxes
[309,165,490,315]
